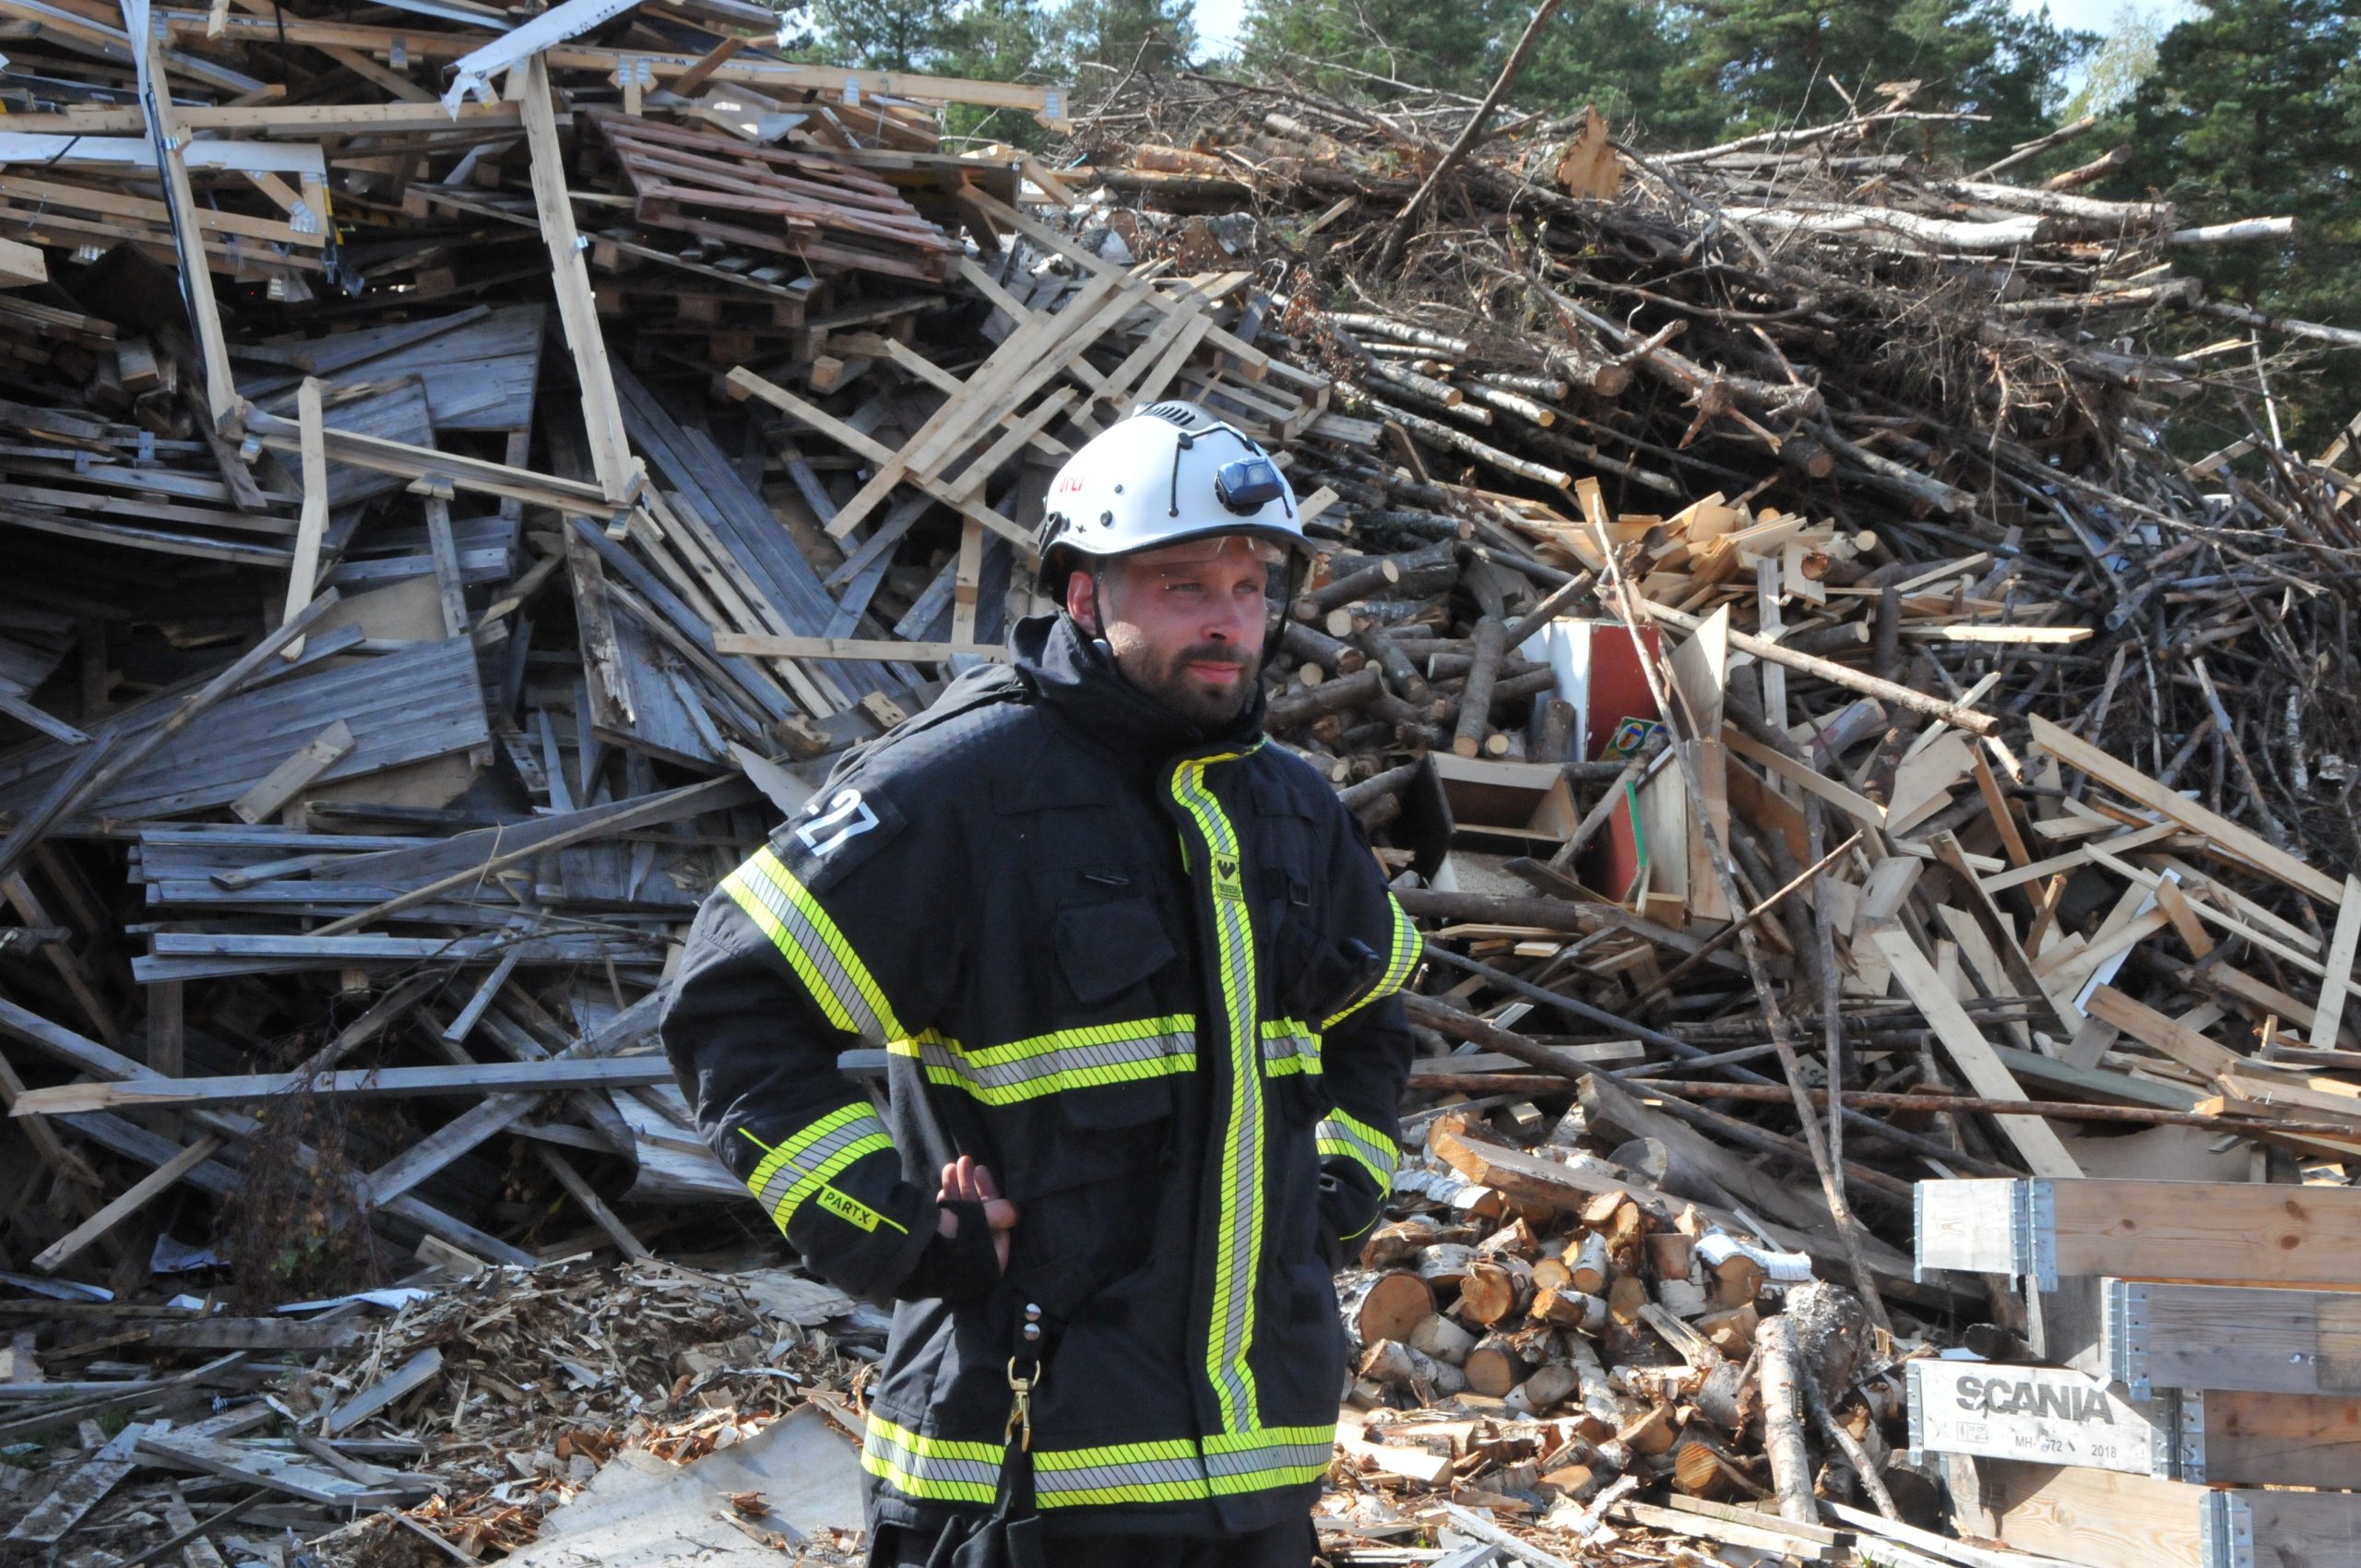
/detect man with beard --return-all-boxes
[663,402,1417,1568]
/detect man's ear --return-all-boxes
[1063,566,1099,635]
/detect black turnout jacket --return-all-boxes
[662,613,1417,1538]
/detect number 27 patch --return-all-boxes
[776,784,906,894]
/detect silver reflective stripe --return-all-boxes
[723,849,897,1040]
[1259,1021,1320,1074]
[748,1111,887,1221]
[1169,754,1266,1436]
[1204,1432,1334,1478]
[1316,1109,1399,1190]
[906,1018,1197,1100]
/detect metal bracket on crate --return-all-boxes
[2010,1179,2058,1292]
[2201,1489,2254,1568]
[2106,1278,2152,1401]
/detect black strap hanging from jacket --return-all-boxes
[948,1301,1047,1568]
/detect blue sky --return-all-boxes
[1190,0,2193,67]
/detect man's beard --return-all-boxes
[1115,638,1257,728]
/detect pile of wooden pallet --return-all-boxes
[2,8,2361,1565]
[1916,1176,2361,1564]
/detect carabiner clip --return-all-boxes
[1004,1356,1036,1451]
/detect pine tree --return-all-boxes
[1672,0,2089,161]
[1236,0,1513,100]
[937,0,1054,146]
[1060,0,1197,78]
[1516,0,1704,139]
[2126,0,2361,434]
[810,0,955,71]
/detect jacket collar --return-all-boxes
[1010,614,1266,771]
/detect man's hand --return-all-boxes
[936,1154,1019,1274]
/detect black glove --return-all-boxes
[894,1199,1004,1303]
[1316,1172,1376,1272]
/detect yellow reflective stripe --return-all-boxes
[861,1415,1002,1504]
[863,1413,1336,1508]
[721,847,904,1041]
[887,1016,1200,1103]
[1259,1019,1321,1076]
[1323,896,1420,1030]
[1170,753,1264,1435]
[1316,1106,1399,1192]
[734,1106,896,1233]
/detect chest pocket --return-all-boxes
[1053,885,1177,1007]
[966,870,1190,1207]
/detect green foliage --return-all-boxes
[2126,0,2361,435]
[2062,2,2165,120]
[1059,0,1197,76]
[809,0,955,71]
[1515,0,1704,137]
[1672,0,2093,162]
[1236,0,1510,98]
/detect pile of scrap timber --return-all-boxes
[3,6,2361,1563]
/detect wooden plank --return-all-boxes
[230,719,355,824]
[2107,1278,2361,1396]
[1919,1177,2361,1288]
[712,631,1008,663]
[129,0,237,427]
[12,1055,676,1116]
[522,55,635,505]
[136,1425,404,1506]
[325,1347,442,1435]
[724,366,1028,546]
[2028,712,2341,905]
[2197,962,2361,1051]
[1974,1455,2361,1568]
[30,1134,224,1273]
[4,1421,142,1543]
[1870,925,2083,1177]
[2313,874,2361,1052]
[1724,725,1887,829]
[2082,984,2243,1079]
[1908,1359,2168,1477]
[2195,1386,2361,1490]
[1971,1461,2201,1568]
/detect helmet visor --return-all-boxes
[1131,534,1289,568]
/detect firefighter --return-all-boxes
[662,401,1417,1567]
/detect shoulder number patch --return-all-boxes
[797,789,879,858]
[771,784,906,894]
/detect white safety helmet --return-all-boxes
[1036,401,1311,598]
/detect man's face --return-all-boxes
[1066,536,1275,727]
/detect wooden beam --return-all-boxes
[713,631,1008,663]
[1869,925,2082,1177]
[2313,873,2361,1050]
[520,55,635,505]
[12,1055,676,1116]
[1919,1176,2361,1289]
[129,0,237,430]
[0,236,45,287]
[2029,712,2339,905]
[2082,984,2242,1079]
[230,719,354,823]
[279,376,330,660]
[2106,1277,2361,1396]
[30,1136,224,1272]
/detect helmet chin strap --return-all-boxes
[1085,566,1114,659]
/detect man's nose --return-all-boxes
[1204,592,1257,639]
